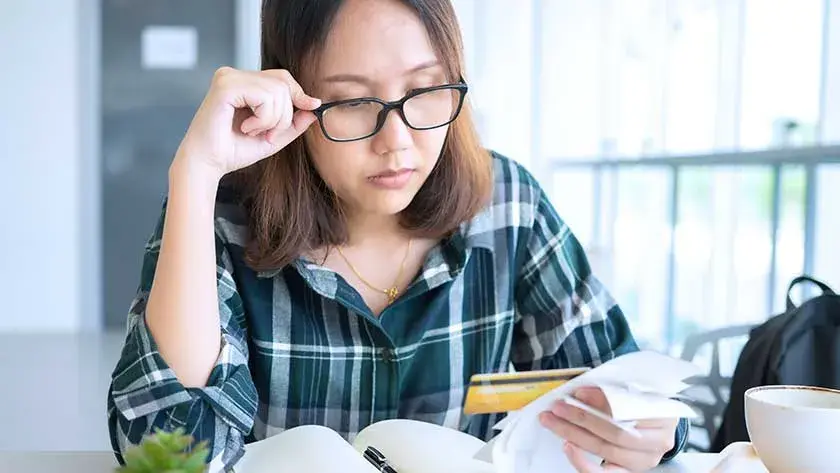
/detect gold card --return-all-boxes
[463,367,589,415]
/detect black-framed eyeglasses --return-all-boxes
[312,80,468,142]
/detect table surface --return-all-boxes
[0,451,726,473]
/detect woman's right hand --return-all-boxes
[173,67,322,180]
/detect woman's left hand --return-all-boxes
[538,387,679,472]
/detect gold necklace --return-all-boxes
[335,238,412,305]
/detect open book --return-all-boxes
[208,351,701,473]
[208,418,494,473]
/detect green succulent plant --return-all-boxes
[116,427,210,473]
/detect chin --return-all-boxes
[364,191,418,216]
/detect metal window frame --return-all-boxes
[549,144,840,348]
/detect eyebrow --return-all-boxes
[321,60,443,85]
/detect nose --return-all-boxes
[371,108,413,155]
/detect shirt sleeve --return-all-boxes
[510,185,689,462]
[106,199,258,471]
[511,188,639,371]
[662,418,691,462]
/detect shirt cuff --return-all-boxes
[660,417,690,463]
[110,313,257,434]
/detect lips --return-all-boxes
[367,168,415,189]
[371,168,412,178]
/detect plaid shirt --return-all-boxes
[107,152,688,470]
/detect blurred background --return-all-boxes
[1,0,838,456]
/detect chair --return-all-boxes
[678,324,756,452]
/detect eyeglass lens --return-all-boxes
[320,87,460,141]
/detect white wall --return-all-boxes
[0,0,97,332]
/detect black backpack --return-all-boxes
[710,275,840,453]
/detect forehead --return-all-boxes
[315,0,441,82]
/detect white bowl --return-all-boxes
[745,385,840,473]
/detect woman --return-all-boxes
[106,0,688,471]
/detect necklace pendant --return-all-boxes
[385,287,399,304]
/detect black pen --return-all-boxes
[363,446,400,473]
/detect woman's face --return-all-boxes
[304,0,454,220]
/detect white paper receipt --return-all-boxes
[475,351,703,473]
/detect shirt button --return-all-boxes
[381,348,395,363]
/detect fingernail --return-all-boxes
[552,400,567,416]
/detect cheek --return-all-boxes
[304,132,364,191]
[414,127,449,167]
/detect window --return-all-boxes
[815,165,840,289]
[672,167,774,335]
[459,0,837,352]
[739,0,824,149]
[610,168,671,348]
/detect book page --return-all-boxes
[218,425,378,473]
[352,419,494,473]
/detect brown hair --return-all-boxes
[229,0,493,272]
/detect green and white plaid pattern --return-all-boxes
[107,152,688,470]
